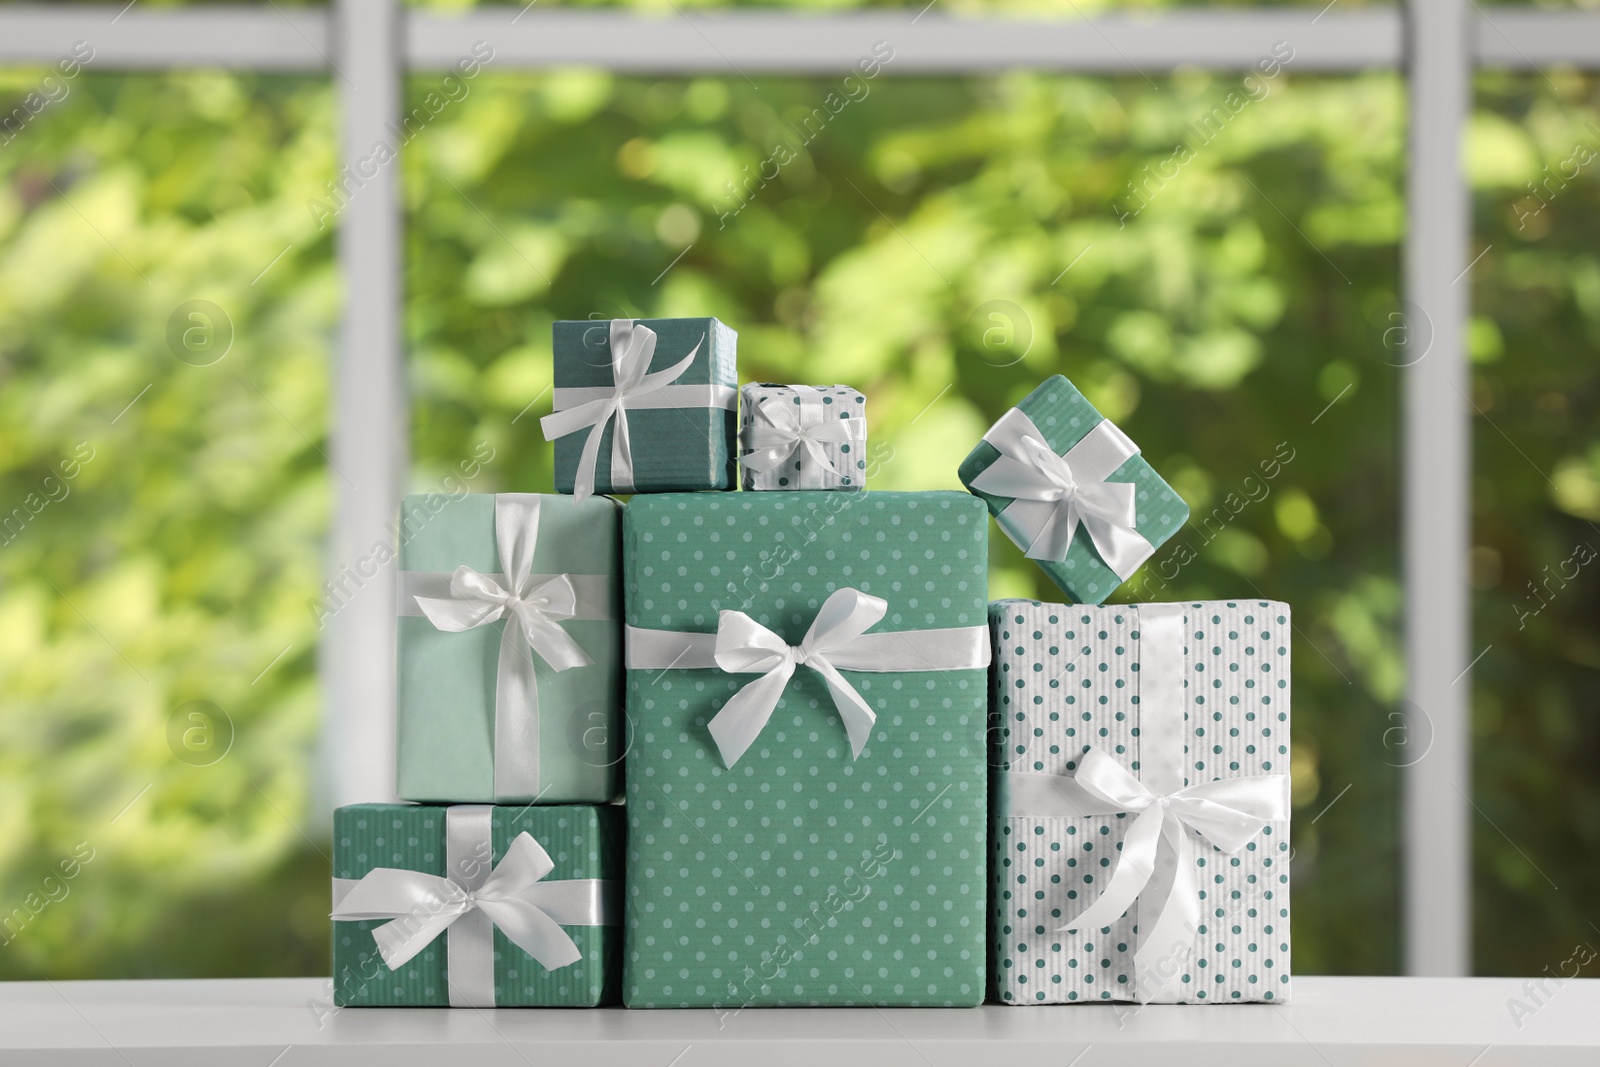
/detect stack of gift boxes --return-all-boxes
[330,316,1292,1010]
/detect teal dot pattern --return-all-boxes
[332,803,623,1007]
[739,383,867,491]
[987,599,1292,1005]
[957,375,1190,605]
[623,491,989,1007]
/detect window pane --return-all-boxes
[1470,70,1600,976]
[0,72,334,978]
[406,69,1403,974]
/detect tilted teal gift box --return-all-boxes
[988,599,1292,1005]
[542,317,739,498]
[396,492,621,804]
[622,491,992,1007]
[331,803,623,1007]
[959,375,1188,604]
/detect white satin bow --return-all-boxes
[331,832,590,973]
[708,588,887,767]
[540,319,703,500]
[414,567,590,672]
[1011,745,1289,1002]
[740,393,858,485]
[971,408,1154,580]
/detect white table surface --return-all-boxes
[1,976,1595,1066]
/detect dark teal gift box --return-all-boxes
[331,803,623,1007]
[544,317,738,497]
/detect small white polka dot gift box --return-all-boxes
[330,803,622,1006]
[738,383,867,491]
[989,599,1292,1005]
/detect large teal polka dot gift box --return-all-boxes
[331,803,623,1007]
[959,375,1189,605]
[621,491,992,1007]
[988,599,1292,1005]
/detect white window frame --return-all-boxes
[4,0,1592,978]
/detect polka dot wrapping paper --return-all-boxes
[331,803,623,1006]
[988,599,1293,1005]
[958,375,1189,605]
[738,383,867,491]
[622,491,990,1007]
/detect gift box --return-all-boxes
[541,317,738,498]
[958,375,1188,604]
[396,492,621,805]
[331,803,623,1007]
[738,383,867,491]
[988,599,1292,1004]
[621,491,992,1007]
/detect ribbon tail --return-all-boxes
[1059,803,1165,935]
[368,908,463,971]
[571,414,611,503]
[801,439,840,489]
[1131,820,1201,1004]
[1020,500,1080,561]
[810,659,876,759]
[493,619,543,801]
[520,610,592,672]
[478,899,585,971]
[738,442,797,474]
[707,665,794,767]
[1080,511,1156,581]
[609,405,635,494]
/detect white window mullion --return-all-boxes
[322,0,406,813]
[1402,0,1473,977]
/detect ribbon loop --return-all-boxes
[972,408,1154,579]
[540,319,706,500]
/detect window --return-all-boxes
[1,0,1592,981]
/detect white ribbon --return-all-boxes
[971,407,1155,580]
[399,494,595,801]
[739,386,864,489]
[1005,604,1290,1003]
[540,319,735,500]
[331,806,618,1007]
[626,587,990,768]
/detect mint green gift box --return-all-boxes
[396,493,622,804]
[621,491,991,1008]
[332,803,623,1007]
[959,375,1188,605]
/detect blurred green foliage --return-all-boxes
[0,70,336,978]
[0,51,1591,982]
[1469,71,1600,976]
